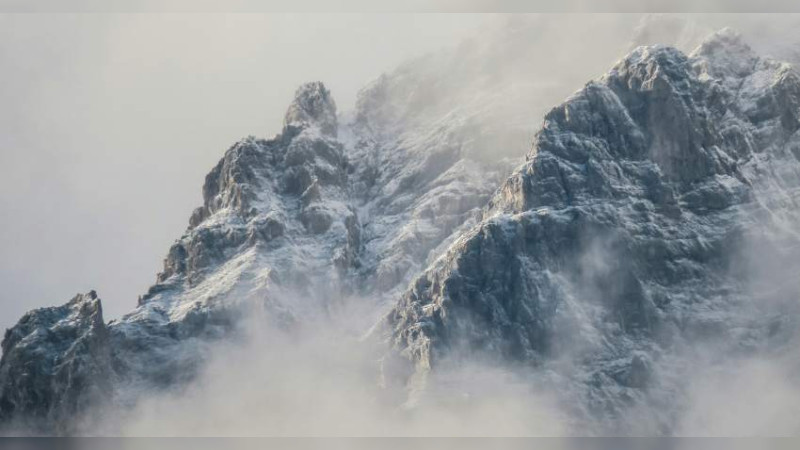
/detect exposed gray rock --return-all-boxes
[284,81,338,138]
[384,30,800,431]
[4,20,800,436]
[0,57,514,430]
[0,291,112,433]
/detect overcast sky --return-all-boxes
[0,14,492,329]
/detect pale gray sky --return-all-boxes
[0,14,491,328]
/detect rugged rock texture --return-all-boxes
[284,81,339,138]
[3,19,800,435]
[346,83,517,300]
[385,29,800,431]
[0,21,637,433]
[0,82,362,433]
[0,292,112,433]
[113,81,360,394]
[0,63,519,431]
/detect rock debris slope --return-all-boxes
[384,29,800,431]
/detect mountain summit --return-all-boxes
[284,81,338,137]
[384,29,800,431]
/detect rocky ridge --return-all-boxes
[1,24,800,435]
[0,66,515,433]
[384,29,800,432]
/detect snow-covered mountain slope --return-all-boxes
[383,29,800,433]
[1,82,363,432]
[0,292,111,434]
[3,18,800,436]
[0,42,527,433]
[341,15,657,304]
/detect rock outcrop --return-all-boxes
[3,22,800,436]
[0,64,517,432]
[384,29,800,431]
[0,292,112,433]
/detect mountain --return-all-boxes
[2,21,800,435]
[382,28,800,433]
[0,49,519,436]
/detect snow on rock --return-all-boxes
[382,29,800,432]
[283,81,339,138]
[3,23,800,435]
[0,58,520,431]
[0,291,112,434]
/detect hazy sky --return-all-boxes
[0,14,492,329]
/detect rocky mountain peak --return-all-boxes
[386,33,800,429]
[0,291,111,432]
[690,27,758,78]
[283,81,338,137]
[4,22,800,436]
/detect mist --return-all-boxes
[97,216,800,436]
[101,299,567,436]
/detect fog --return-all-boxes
[96,223,800,436]
[104,300,568,436]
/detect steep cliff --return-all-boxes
[3,24,800,435]
[384,29,800,431]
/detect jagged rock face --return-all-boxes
[114,82,360,394]
[0,82,360,433]
[346,64,524,300]
[386,30,800,429]
[0,292,112,433]
[4,21,800,436]
[346,109,516,298]
[339,16,672,302]
[0,18,649,434]
[0,63,517,432]
[284,81,338,138]
[151,82,353,296]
